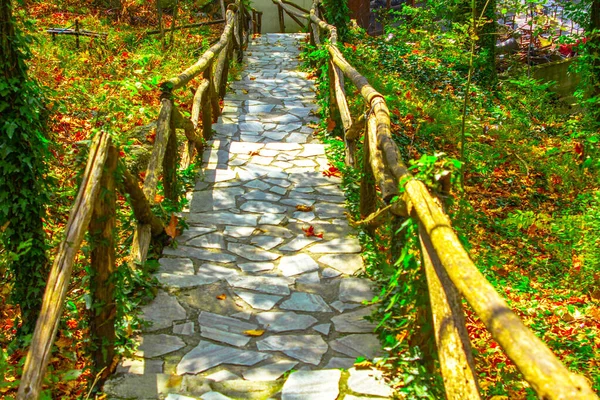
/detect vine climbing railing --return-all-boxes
[274,1,598,399]
[16,3,256,398]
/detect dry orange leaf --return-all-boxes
[243,329,265,337]
[249,76,256,80]
[165,214,179,239]
[154,194,165,203]
[216,293,227,300]
[248,150,260,156]
[295,204,313,212]
[327,118,336,131]
[354,360,373,369]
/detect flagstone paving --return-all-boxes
[103,33,392,400]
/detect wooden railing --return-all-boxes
[16,3,255,398]
[274,1,598,399]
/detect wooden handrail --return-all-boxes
[306,2,598,399]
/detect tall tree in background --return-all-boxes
[0,0,49,335]
[590,0,600,99]
[476,0,497,87]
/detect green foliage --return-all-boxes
[320,0,350,41]
[0,0,49,335]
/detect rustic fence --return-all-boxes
[273,0,598,399]
[16,2,256,398]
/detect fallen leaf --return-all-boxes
[249,76,256,80]
[243,329,265,337]
[323,165,341,178]
[295,204,313,212]
[327,118,336,131]
[165,214,179,238]
[302,225,323,238]
[354,360,373,369]
[154,194,165,203]
[216,294,227,300]
[242,89,249,94]
[248,150,260,156]
[55,336,72,349]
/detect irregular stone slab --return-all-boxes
[280,292,331,313]
[163,245,237,264]
[223,226,256,238]
[210,379,280,399]
[281,370,341,400]
[188,233,226,249]
[176,226,217,243]
[179,284,242,315]
[191,188,245,212]
[205,370,240,382]
[244,179,271,190]
[243,191,282,202]
[264,178,292,187]
[296,271,320,284]
[242,360,298,381]
[240,201,287,214]
[291,211,315,222]
[256,225,294,238]
[229,142,263,154]
[203,169,237,183]
[313,203,347,219]
[201,392,234,400]
[141,291,187,332]
[237,261,275,272]
[166,394,197,400]
[257,335,328,365]
[257,311,317,332]
[103,373,181,399]
[347,368,393,398]
[259,213,287,225]
[270,185,287,195]
[331,307,376,333]
[313,323,331,335]
[117,358,164,374]
[339,278,375,303]
[308,238,361,254]
[278,254,319,277]
[228,243,280,261]
[318,254,363,275]
[196,263,238,280]
[324,357,355,369]
[279,235,321,252]
[250,235,284,250]
[330,300,361,313]
[322,268,342,279]
[231,311,253,320]
[235,290,282,310]
[187,212,258,227]
[330,334,381,359]
[264,142,302,151]
[227,275,291,295]
[199,312,258,334]
[154,273,218,288]
[201,326,250,347]
[173,321,195,335]
[158,258,195,275]
[177,341,268,374]
[135,334,186,358]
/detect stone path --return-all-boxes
[104,33,391,400]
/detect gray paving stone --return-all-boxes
[339,278,375,303]
[257,335,328,365]
[330,334,381,359]
[103,373,180,398]
[324,357,355,369]
[176,226,217,243]
[196,263,238,280]
[228,243,280,261]
[163,245,236,264]
[281,370,341,400]
[231,311,253,320]
[256,225,294,238]
[280,292,331,313]
[296,271,320,284]
[318,254,364,275]
[154,273,218,288]
[173,321,195,335]
[205,370,240,382]
[201,326,250,347]
[291,211,316,222]
[279,235,321,252]
[308,238,361,253]
[226,275,291,295]
[264,178,292,187]
[259,213,287,225]
[191,188,245,212]
[203,169,237,183]
[331,307,376,333]
[188,233,226,249]
[158,258,195,275]
[270,185,287,195]
[135,334,186,358]
[257,311,317,332]
[347,368,393,398]
[188,212,259,227]
[117,358,164,374]
[278,254,319,276]
[223,226,256,238]
[201,392,234,400]
[141,291,187,332]
[177,341,268,374]
[243,179,271,190]
[242,360,298,381]
[237,261,275,273]
[322,268,342,279]
[240,201,287,214]
[331,301,362,313]
[313,323,331,335]
[166,394,197,400]
[235,290,282,310]
[250,235,284,250]
[242,191,282,202]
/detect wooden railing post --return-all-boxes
[163,107,178,203]
[278,4,285,32]
[17,133,112,400]
[205,60,220,121]
[360,128,377,226]
[89,144,118,381]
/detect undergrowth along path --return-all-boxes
[103,33,392,400]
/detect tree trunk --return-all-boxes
[0,0,49,335]
[590,0,600,98]
[476,0,496,87]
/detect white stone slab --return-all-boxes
[347,368,393,398]
[242,360,298,381]
[318,254,363,275]
[257,334,328,365]
[228,243,280,261]
[278,254,319,277]
[281,370,341,400]
[226,275,291,295]
[308,238,361,254]
[280,292,331,313]
[135,334,186,358]
[141,291,187,332]
[257,311,317,332]
[235,290,282,310]
[177,342,268,375]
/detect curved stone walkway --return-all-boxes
[104,33,391,400]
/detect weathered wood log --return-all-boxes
[282,0,310,14]
[419,224,481,400]
[236,4,244,60]
[367,113,398,203]
[277,4,285,32]
[404,179,598,400]
[119,166,164,236]
[162,110,178,202]
[344,112,364,167]
[331,62,352,132]
[214,40,230,98]
[327,59,341,133]
[276,0,308,29]
[146,19,225,35]
[310,9,337,44]
[17,132,111,400]
[205,61,220,121]
[172,106,203,170]
[162,8,235,91]
[360,127,377,221]
[90,144,118,381]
